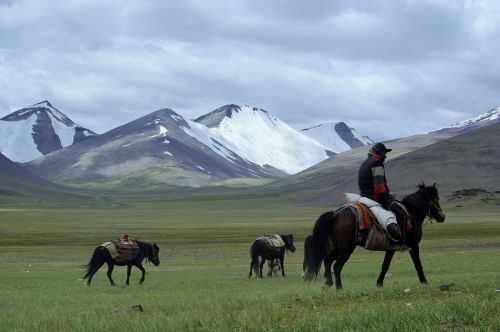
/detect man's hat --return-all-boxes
[371,142,392,154]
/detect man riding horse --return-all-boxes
[358,143,408,243]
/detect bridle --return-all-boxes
[425,199,442,223]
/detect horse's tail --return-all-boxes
[306,211,336,277]
[303,234,313,273]
[83,247,104,281]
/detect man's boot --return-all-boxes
[387,223,402,243]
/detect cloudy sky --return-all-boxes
[1,0,499,140]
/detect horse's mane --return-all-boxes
[136,241,155,261]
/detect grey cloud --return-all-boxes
[0,0,500,141]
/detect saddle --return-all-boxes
[102,240,140,262]
[345,194,409,251]
[257,235,285,249]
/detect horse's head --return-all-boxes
[149,243,160,266]
[418,183,446,223]
[280,234,296,253]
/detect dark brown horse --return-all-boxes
[304,183,446,289]
[83,241,160,286]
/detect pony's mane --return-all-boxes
[136,241,156,262]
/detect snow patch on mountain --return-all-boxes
[0,115,43,162]
[302,123,352,152]
[190,105,331,174]
[0,101,96,162]
[448,107,500,129]
[302,122,372,153]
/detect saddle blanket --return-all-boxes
[257,235,285,248]
[345,193,398,231]
[345,194,409,251]
[102,240,139,262]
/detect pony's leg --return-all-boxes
[126,265,132,286]
[106,263,115,286]
[279,255,286,277]
[333,247,355,289]
[324,253,335,287]
[137,264,146,284]
[376,250,395,288]
[86,261,104,287]
[259,258,265,278]
[84,248,106,286]
[267,260,273,278]
[249,260,254,278]
[409,246,428,284]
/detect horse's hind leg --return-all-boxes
[324,253,335,287]
[106,263,116,286]
[376,250,395,288]
[333,247,355,289]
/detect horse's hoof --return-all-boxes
[376,283,384,288]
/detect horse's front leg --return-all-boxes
[137,263,146,284]
[409,246,427,284]
[377,250,395,288]
[279,254,286,277]
[126,265,132,286]
[106,263,116,286]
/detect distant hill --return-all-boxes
[0,152,70,198]
[257,121,500,205]
[435,107,500,135]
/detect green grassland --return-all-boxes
[1,196,500,331]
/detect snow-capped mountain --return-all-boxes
[436,107,500,134]
[0,101,96,162]
[27,103,371,187]
[194,104,334,174]
[27,108,285,188]
[301,122,373,153]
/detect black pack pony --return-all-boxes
[304,183,446,289]
[249,234,296,278]
[83,241,160,286]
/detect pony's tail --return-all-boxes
[303,235,312,272]
[83,247,102,280]
[309,211,336,274]
[249,242,260,277]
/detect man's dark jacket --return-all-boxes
[358,154,391,207]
